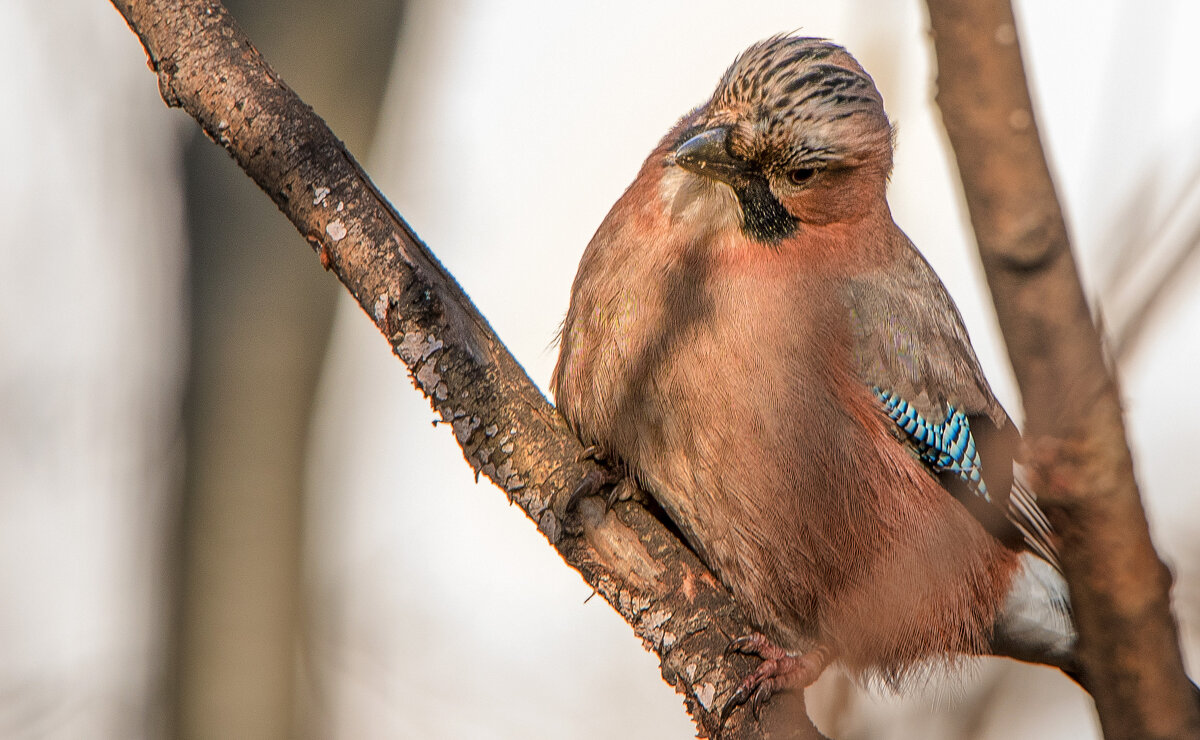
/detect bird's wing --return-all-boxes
[846,243,1061,570]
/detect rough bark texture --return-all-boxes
[924,1,1200,738]
[108,0,828,737]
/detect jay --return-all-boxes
[553,36,1075,706]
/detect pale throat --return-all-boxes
[657,164,742,237]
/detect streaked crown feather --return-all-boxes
[707,36,892,171]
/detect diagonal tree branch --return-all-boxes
[108,0,826,737]
[925,1,1200,737]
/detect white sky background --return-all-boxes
[2,1,1200,739]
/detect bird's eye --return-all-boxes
[788,167,817,186]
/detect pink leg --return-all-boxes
[721,634,833,721]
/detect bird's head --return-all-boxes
[669,36,894,242]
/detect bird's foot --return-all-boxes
[572,446,628,509]
[550,450,628,537]
[566,465,625,512]
[575,446,642,509]
[720,635,831,722]
[575,444,607,464]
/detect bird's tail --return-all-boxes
[1008,467,1061,572]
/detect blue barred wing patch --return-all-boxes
[873,387,992,503]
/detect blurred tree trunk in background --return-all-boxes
[172,2,403,738]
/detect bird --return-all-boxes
[552,35,1077,710]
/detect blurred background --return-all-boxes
[3,1,1199,738]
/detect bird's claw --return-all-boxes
[574,445,627,510]
[719,683,752,723]
[718,635,831,727]
[552,460,624,534]
[725,633,775,657]
[575,444,607,464]
[565,466,620,511]
[719,678,775,724]
[603,479,634,511]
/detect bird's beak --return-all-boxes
[674,127,750,184]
